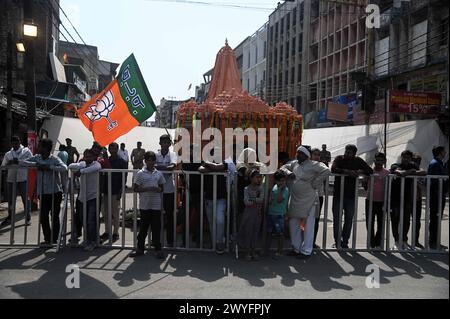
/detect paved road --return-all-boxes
[0,195,448,299]
[1,195,449,250]
[0,247,448,299]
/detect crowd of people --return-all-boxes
[0,134,448,259]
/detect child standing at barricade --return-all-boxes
[130,151,166,259]
[69,149,102,251]
[365,152,390,249]
[238,168,264,261]
[264,170,289,258]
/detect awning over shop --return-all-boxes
[0,94,50,121]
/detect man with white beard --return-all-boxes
[280,146,330,259]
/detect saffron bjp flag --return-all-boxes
[77,54,156,146]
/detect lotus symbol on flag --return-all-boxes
[85,90,118,131]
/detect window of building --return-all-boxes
[300,2,305,22]
[296,96,302,112]
[248,51,251,68]
[298,33,303,52]
[441,18,449,46]
[278,73,282,98]
[310,84,317,100]
[280,45,283,62]
[410,20,428,67]
[375,36,389,76]
[293,8,297,26]
[286,41,290,59]
[298,64,302,82]
[255,45,258,64]
[281,18,284,34]
[291,67,295,84]
[287,13,291,31]
[397,83,407,90]
[285,70,289,85]
[275,23,279,42]
[292,37,296,56]
[264,41,267,59]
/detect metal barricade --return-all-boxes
[0,165,69,248]
[1,165,448,255]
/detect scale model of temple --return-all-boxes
[176,40,303,159]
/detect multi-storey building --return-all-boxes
[267,0,369,127]
[366,0,448,133]
[267,0,308,112]
[156,98,191,129]
[242,23,268,100]
[308,0,368,116]
[0,0,61,150]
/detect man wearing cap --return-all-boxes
[280,146,330,258]
[65,138,80,165]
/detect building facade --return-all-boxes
[0,0,61,151]
[308,0,368,120]
[371,0,448,132]
[56,41,119,116]
[234,38,247,84]
[156,98,191,129]
[266,0,310,114]
[242,23,268,100]
[58,41,100,96]
[266,0,369,127]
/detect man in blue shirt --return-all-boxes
[428,146,448,250]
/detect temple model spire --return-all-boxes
[206,40,243,100]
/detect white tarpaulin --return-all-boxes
[303,119,449,169]
[42,116,448,170]
[42,116,176,158]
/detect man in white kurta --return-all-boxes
[281,146,330,258]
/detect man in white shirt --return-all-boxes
[118,143,129,164]
[280,146,330,258]
[1,136,33,227]
[118,143,130,186]
[130,151,166,258]
[155,134,178,247]
[69,149,102,251]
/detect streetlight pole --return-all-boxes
[6,32,13,144]
[24,31,37,153]
[23,0,38,153]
